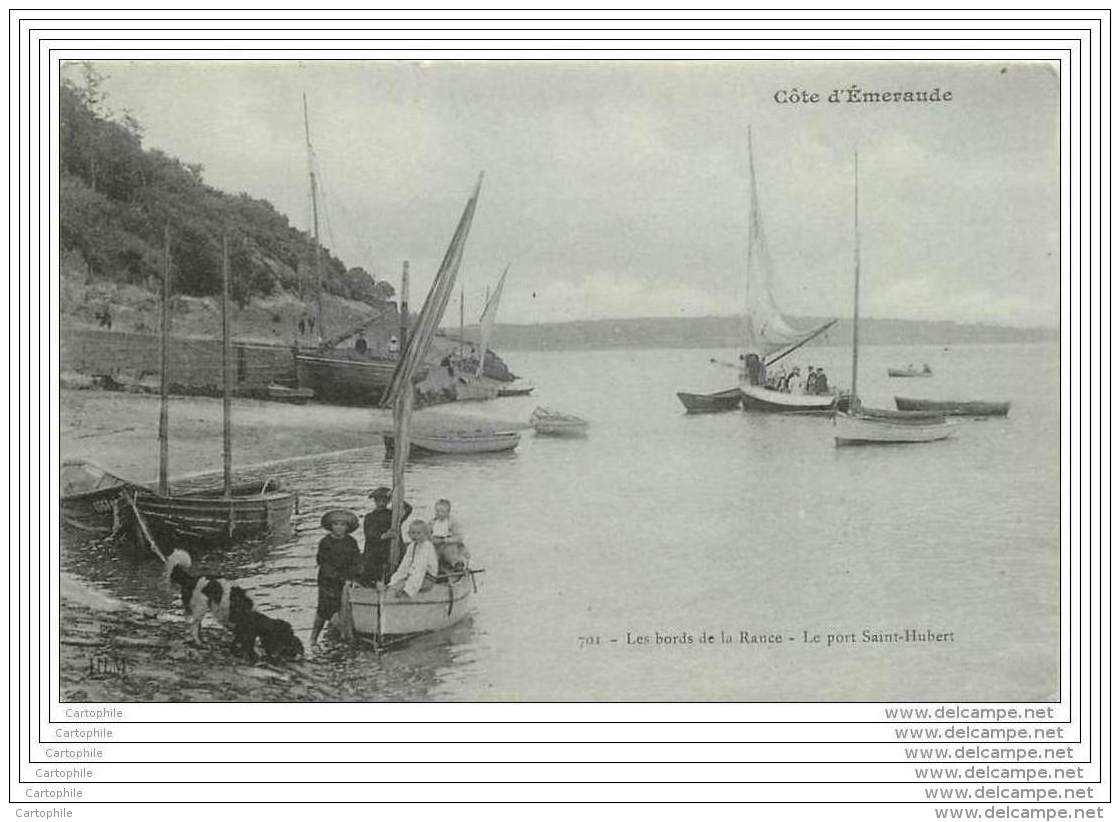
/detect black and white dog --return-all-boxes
[163,549,254,646]
[163,549,303,661]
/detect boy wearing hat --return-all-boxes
[310,509,362,649]
[361,487,412,585]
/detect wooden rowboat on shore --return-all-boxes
[61,459,137,534]
[676,388,741,414]
[894,397,1011,417]
[135,479,297,543]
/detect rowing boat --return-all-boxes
[382,430,521,455]
[887,366,933,378]
[529,407,589,436]
[347,573,478,640]
[61,459,137,534]
[135,479,297,543]
[894,397,1011,417]
[834,411,954,446]
[676,388,741,414]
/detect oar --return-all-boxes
[709,358,739,370]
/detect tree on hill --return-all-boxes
[58,63,391,308]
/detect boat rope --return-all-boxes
[121,490,165,563]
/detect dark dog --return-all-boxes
[231,610,304,662]
[163,549,253,645]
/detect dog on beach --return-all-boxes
[163,549,254,646]
[232,610,304,662]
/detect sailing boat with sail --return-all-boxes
[346,176,485,644]
[451,266,509,401]
[736,130,847,414]
[834,154,954,447]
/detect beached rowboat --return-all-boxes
[676,388,741,414]
[346,574,477,640]
[894,397,1010,417]
[382,430,521,455]
[134,479,298,543]
[61,459,137,534]
[529,407,590,436]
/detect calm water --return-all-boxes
[64,342,1061,701]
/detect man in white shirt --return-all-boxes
[388,520,439,597]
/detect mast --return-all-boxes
[459,286,465,361]
[384,174,484,580]
[303,93,323,343]
[849,151,861,412]
[221,235,233,497]
[157,226,170,496]
[744,126,756,358]
[399,260,410,353]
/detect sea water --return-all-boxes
[62,342,1061,701]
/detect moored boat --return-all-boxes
[347,572,478,640]
[834,152,953,448]
[382,429,521,455]
[677,387,741,413]
[735,130,844,412]
[135,479,297,543]
[834,411,954,446]
[529,407,589,436]
[497,383,534,397]
[888,365,933,378]
[61,459,138,534]
[894,397,1010,417]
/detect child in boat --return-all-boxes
[361,486,412,585]
[430,498,469,574]
[388,520,440,598]
[310,509,362,648]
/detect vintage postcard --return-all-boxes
[57,58,1061,703]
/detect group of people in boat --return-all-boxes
[310,488,468,649]
[742,353,832,395]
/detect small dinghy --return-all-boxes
[383,429,521,456]
[894,397,1010,417]
[529,407,589,436]
[61,459,138,534]
[267,383,315,404]
[676,388,741,414]
[888,364,933,378]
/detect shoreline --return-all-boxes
[61,389,527,484]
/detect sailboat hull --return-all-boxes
[739,382,839,414]
[295,352,398,406]
[135,483,298,543]
[834,412,954,446]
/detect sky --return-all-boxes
[80,60,1060,327]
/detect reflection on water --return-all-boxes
[62,343,1060,701]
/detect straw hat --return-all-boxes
[320,509,359,533]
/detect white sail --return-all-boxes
[475,265,508,377]
[744,131,829,360]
